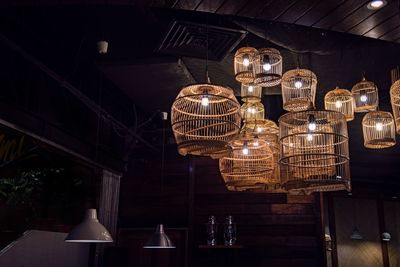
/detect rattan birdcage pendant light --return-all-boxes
[324,87,354,121]
[253,48,282,87]
[241,83,262,103]
[390,80,400,134]
[362,110,396,149]
[281,68,317,112]
[279,110,351,194]
[240,102,265,122]
[351,77,379,112]
[171,84,241,158]
[234,47,258,83]
[219,131,276,191]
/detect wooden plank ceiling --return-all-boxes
[169,0,400,44]
[1,0,400,43]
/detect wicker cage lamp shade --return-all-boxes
[241,119,281,188]
[324,87,354,121]
[362,111,396,149]
[234,47,258,83]
[279,111,351,194]
[219,132,276,191]
[241,83,262,102]
[171,84,241,157]
[390,80,400,134]
[351,78,379,112]
[253,48,282,87]
[240,102,265,122]
[281,68,317,112]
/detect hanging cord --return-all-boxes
[205,13,210,83]
[95,76,103,162]
[160,112,167,220]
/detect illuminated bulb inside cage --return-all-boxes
[360,94,368,102]
[294,77,303,89]
[248,85,254,92]
[376,122,383,131]
[242,142,249,155]
[253,136,259,147]
[308,114,317,131]
[201,95,209,107]
[257,127,262,133]
[307,134,313,141]
[262,55,271,71]
[243,55,250,67]
[335,100,343,108]
[249,107,256,114]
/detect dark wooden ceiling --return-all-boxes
[1,0,399,43]
[170,0,400,43]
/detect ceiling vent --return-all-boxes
[156,21,246,61]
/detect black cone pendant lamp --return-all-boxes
[143,112,175,249]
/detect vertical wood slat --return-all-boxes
[377,197,390,267]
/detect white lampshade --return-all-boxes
[65,209,113,243]
[143,224,175,249]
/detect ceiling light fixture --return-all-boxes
[367,0,387,10]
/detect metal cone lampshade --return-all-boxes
[65,209,113,243]
[143,224,175,249]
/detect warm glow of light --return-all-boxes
[376,122,383,131]
[367,0,386,10]
[243,57,250,67]
[248,86,254,92]
[360,94,367,102]
[263,63,271,71]
[249,107,256,114]
[253,138,259,147]
[307,134,313,141]
[201,96,209,106]
[335,100,343,108]
[294,79,303,89]
[242,142,249,155]
[308,122,316,131]
[257,127,262,133]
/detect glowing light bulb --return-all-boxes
[335,100,343,108]
[308,114,316,131]
[201,95,209,106]
[360,94,367,102]
[294,77,303,89]
[367,0,386,10]
[257,127,262,133]
[253,137,259,147]
[248,86,254,93]
[249,107,256,114]
[242,142,249,155]
[263,63,271,71]
[307,134,313,141]
[243,56,250,67]
[376,122,383,131]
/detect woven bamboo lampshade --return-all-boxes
[241,83,262,102]
[171,84,241,157]
[241,119,280,185]
[219,131,276,190]
[351,78,378,112]
[234,47,257,83]
[362,111,396,149]
[279,110,351,194]
[390,80,400,134]
[281,68,317,112]
[253,48,282,87]
[324,87,354,121]
[240,102,265,122]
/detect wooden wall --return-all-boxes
[119,145,323,267]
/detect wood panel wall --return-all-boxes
[119,145,323,267]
